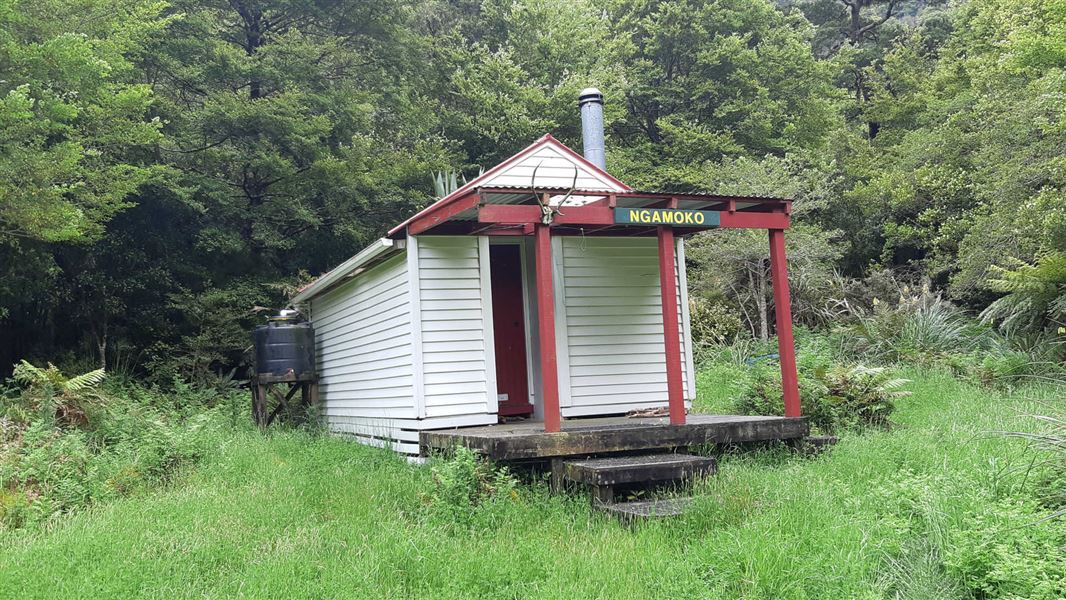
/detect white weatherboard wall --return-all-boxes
[556,237,694,416]
[416,236,496,418]
[310,246,496,455]
[311,254,417,445]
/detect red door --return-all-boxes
[490,244,532,417]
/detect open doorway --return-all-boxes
[489,243,533,418]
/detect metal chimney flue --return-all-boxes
[578,87,606,170]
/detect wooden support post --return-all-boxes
[768,229,801,417]
[657,226,686,425]
[535,223,562,433]
[252,379,267,428]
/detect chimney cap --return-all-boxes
[578,87,603,106]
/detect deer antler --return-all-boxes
[554,165,580,213]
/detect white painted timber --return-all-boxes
[677,237,697,398]
[416,236,494,418]
[557,237,693,416]
[407,236,427,418]
[478,138,627,193]
[312,254,417,424]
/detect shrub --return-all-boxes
[7,361,107,427]
[690,296,744,357]
[736,361,909,433]
[424,447,519,527]
[843,293,986,365]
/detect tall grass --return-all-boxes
[0,371,1062,599]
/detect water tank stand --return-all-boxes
[251,371,319,428]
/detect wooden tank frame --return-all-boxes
[251,370,319,428]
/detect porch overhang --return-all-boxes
[391,187,791,238]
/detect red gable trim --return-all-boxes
[387,134,631,237]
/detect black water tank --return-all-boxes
[253,310,316,377]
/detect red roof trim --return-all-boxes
[387,134,631,237]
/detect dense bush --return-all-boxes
[0,364,241,529]
[736,357,909,433]
[841,291,988,365]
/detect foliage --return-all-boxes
[0,373,239,529]
[1,0,1062,381]
[842,285,988,365]
[423,446,519,528]
[8,361,107,427]
[688,296,744,357]
[0,371,1061,598]
[943,498,1066,599]
[1002,411,1066,518]
[0,0,168,243]
[736,352,908,432]
[982,251,1066,335]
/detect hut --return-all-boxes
[291,89,802,457]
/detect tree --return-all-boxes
[0,0,167,243]
[685,155,842,339]
[603,0,838,189]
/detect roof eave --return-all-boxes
[291,238,397,304]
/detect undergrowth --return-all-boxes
[0,365,242,529]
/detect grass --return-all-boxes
[0,369,1062,599]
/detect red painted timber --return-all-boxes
[478,204,615,226]
[657,226,686,425]
[479,204,789,229]
[719,211,789,229]
[535,224,562,432]
[769,229,801,417]
[408,194,479,235]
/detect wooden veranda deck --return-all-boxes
[420,414,809,461]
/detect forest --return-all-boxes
[1,0,1062,378]
[1,1,1064,598]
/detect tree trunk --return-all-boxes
[97,331,107,371]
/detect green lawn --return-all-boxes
[1,370,1061,599]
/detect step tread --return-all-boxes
[600,497,694,519]
[563,453,716,486]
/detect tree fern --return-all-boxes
[982,252,1066,334]
[63,368,107,392]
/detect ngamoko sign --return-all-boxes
[614,207,721,227]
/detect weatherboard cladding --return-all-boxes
[558,237,693,416]
[416,236,495,418]
[476,140,627,192]
[312,254,416,420]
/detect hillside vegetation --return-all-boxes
[1,369,1062,599]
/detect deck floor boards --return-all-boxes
[420,414,808,460]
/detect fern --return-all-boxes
[12,360,46,386]
[982,251,1066,334]
[63,369,107,392]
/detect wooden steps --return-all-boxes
[563,453,717,487]
[557,452,715,518]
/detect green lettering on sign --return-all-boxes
[614,208,720,227]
